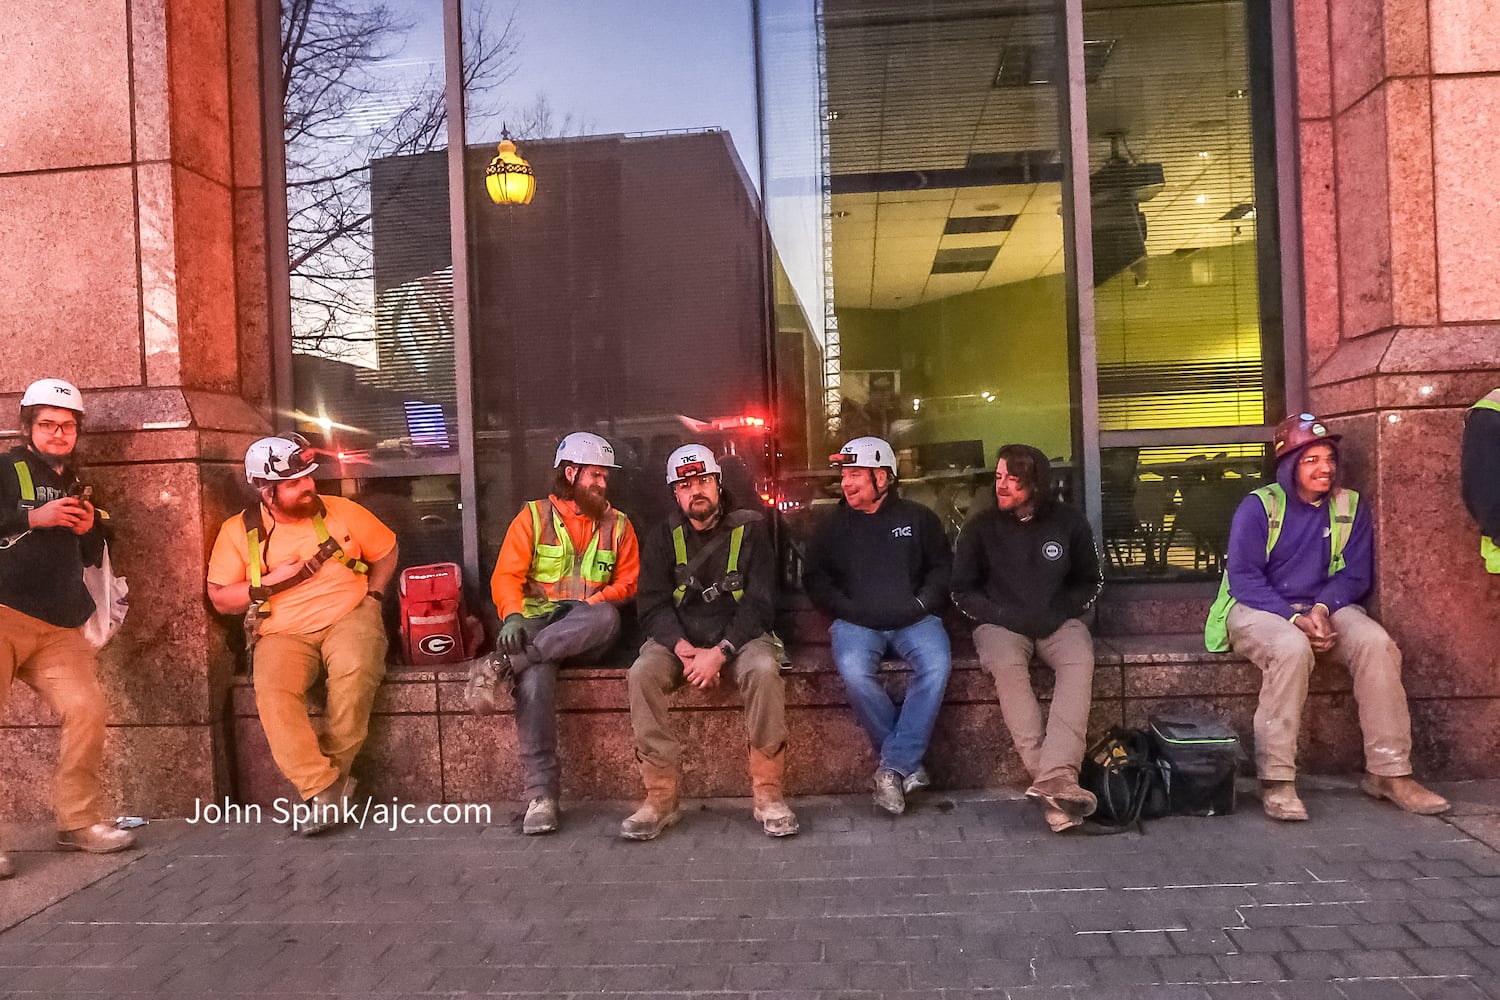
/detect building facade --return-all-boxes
[1,0,1497,818]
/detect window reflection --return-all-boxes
[762,0,1075,580]
[459,2,766,571]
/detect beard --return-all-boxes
[274,489,319,520]
[574,482,609,519]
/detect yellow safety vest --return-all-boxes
[1204,483,1358,652]
[522,498,626,618]
[1471,390,1500,573]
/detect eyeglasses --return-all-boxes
[35,419,78,436]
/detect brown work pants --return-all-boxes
[0,605,109,831]
[628,636,787,770]
[1226,602,1412,781]
[975,620,1095,784]
[252,597,388,800]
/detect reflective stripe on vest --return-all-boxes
[670,522,746,606]
[1472,389,1500,415]
[14,461,35,509]
[521,497,625,618]
[1204,484,1359,652]
[1471,391,1500,569]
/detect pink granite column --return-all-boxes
[0,0,273,818]
[1299,0,1500,775]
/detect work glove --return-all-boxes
[498,613,530,655]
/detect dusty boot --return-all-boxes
[1260,780,1308,821]
[1361,774,1451,815]
[57,822,137,854]
[522,797,559,835]
[620,761,682,841]
[1043,806,1083,833]
[0,851,13,879]
[902,766,932,795]
[300,775,358,836]
[1025,774,1098,819]
[748,745,799,837]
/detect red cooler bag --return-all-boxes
[399,563,479,665]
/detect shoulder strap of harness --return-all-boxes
[13,460,35,510]
[1251,483,1285,556]
[1327,488,1358,576]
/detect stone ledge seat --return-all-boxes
[225,632,1373,806]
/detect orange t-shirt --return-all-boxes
[489,495,640,619]
[207,495,397,636]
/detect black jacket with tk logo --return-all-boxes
[804,496,951,631]
[951,500,1102,640]
[0,446,105,629]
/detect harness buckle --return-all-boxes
[701,584,721,603]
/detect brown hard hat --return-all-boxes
[1273,412,1341,461]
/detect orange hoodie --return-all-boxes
[489,495,640,619]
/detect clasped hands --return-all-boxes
[675,638,725,689]
[1294,603,1337,653]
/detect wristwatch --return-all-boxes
[717,639,736,658]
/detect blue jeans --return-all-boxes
[830,616,952,777]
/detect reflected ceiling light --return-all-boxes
[980,391,996,403]
[486,129,535,206]
[1198,151,1211,159]
[912,398,922,412]
[1195,194,1208,204]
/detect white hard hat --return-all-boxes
[555,431,620,469]
[245,434,318,485]
[665,444,723,485]
[21,378,84,414]
[830,436,897,474]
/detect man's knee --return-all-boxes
[55,679,107,730]
[735,643,783,690]
[628,646,678,695]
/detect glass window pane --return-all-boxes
[762,0,1076,572]
[1084,0,1268,432]
[1100,442,1269,579]
[280,0,457,473]
[461,2,765,571]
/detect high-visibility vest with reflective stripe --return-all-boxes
[1471,390,1500,573]
[521,498,626,618]
[1204,483,1358,652]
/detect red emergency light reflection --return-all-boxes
[710,415,769,431]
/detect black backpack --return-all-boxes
[1079,727,1169,830]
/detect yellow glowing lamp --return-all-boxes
[486,136,535,205]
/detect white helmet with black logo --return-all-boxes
[666,444,723,485]
[830,436,897,475]
[21,378,84,415]
[245,434,318,486]
[554,431,620,469]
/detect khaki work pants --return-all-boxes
[252,597,388,800]
[1227,602,1412,781]
[975,620,1095,784]
[0,605,109,831]
[628,636,787,770]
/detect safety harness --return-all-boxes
[671,509,760,606]
[1204,483,1357,652]
[242,498,369,608]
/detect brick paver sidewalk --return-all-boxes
[2,779,1499,998]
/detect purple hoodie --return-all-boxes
[1225,441,1373,618]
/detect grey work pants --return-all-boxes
[511,602,621,800]
[974,620,1095,783]
[628,636,788,770]
[1226,602,1412,781]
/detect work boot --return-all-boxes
[1260,780,1308,821]
[1361,774,1451,816]
[299,775,358,836]
[1043,806,1083,833]
[57,822,136,854]
[522,797,559,835]
[872,768,905,815]
[1025,775,1098,819]
[0,851,13,879]
[902,766,931,795]
[748,745,799,837]
[464,653,514,716]
[620,761,681,841]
